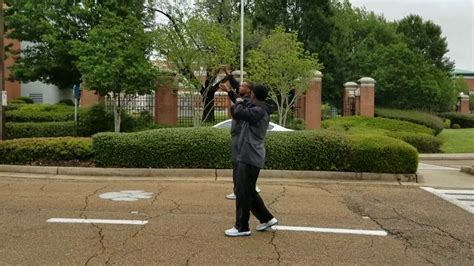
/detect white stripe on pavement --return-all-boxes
[272,225,388,236]
[47,218,148,225]
[417,163,458,170]
[421,187,474,214]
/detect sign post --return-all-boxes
[72,84,81,122]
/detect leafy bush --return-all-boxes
[439,112,474,128]
[0,137,92,164]
[375,108,445,135]
[6,104,75,122]
[386,132,442,153]
[93,128,418,173]
[76,104,113,136]
[347,134,418,174]
[14,96,34,104]
[5,103,24,111]
[7,122,77,139]
[322,116,433,135]
[452,124,461,129]
[10,99,26,104]
[57,99,75,106]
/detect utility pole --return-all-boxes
[0,0,5,141]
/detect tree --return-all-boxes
[252,0,334,54]
[247,27,321,126]
[368,43,459,112]
[71,12,158,132]
[4,0,150,89]
[153,4,236,126]
[321,1,401,106]
[396,14,454,73]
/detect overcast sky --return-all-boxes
[349,0,474,71]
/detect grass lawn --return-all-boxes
[438,129,474,153]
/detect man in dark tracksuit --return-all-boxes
[220,84,279,237]
[222,72,261,200]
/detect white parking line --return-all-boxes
[272,225,387,236]
[421,187,474,214]
[47,218,148,225]
[417,163,458,170]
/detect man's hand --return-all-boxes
[219,83,230,92]
[222,65,231,75]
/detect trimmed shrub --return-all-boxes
[265,131,350,171]
[5,103,24,111]
[386,132,442,153]
[0,137,92,164]
[452,124,461,129]
[375,108,445,135]
[57,99,75,106]
[77,105,113,136]
[347,134,418,174]
[6,121,77,139]
[439,112,474,128]
[14,96,34,104]
[6,104,75,122]
[322,116,433,135]
[93,128,418,174]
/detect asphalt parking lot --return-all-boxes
[0,177,473,265]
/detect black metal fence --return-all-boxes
[104,93,155,117]
[177,91,230,127]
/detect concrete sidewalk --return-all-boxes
[0,164,416,182]
[418,156,474,189]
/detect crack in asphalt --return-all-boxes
[151,186,168,206]
[268,186,287,214]
[80,186,107,217]
[391,207,474,248]
[316,185,333,195]
[39,184,48,192]
[85,223,106,266]
[269,231,281,265]
[343,198,436,265]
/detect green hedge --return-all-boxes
[93,128,418,174]
[375,108,445,135]
[6,122,77,139]
[386,132,442,153]
[439,112,474,128]
[348,134,418,174]
[0,137,92,164]
[6,104,75,122]
[322,116,434,135]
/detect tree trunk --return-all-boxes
[112,94,121,132]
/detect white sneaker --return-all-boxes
[226,192,237,200]
[256,218,279,231]
[225,227,251,237]
[255,186,261,193]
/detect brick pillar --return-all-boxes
[4,38,21,101]
[343,82,357,116]
[296,95,306,119]
[155,85,178,126]
[358,77,376,117]
[80,90,102,107]
[354,89,360,115]
[304,71,323,130]
[459,93,470,113]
